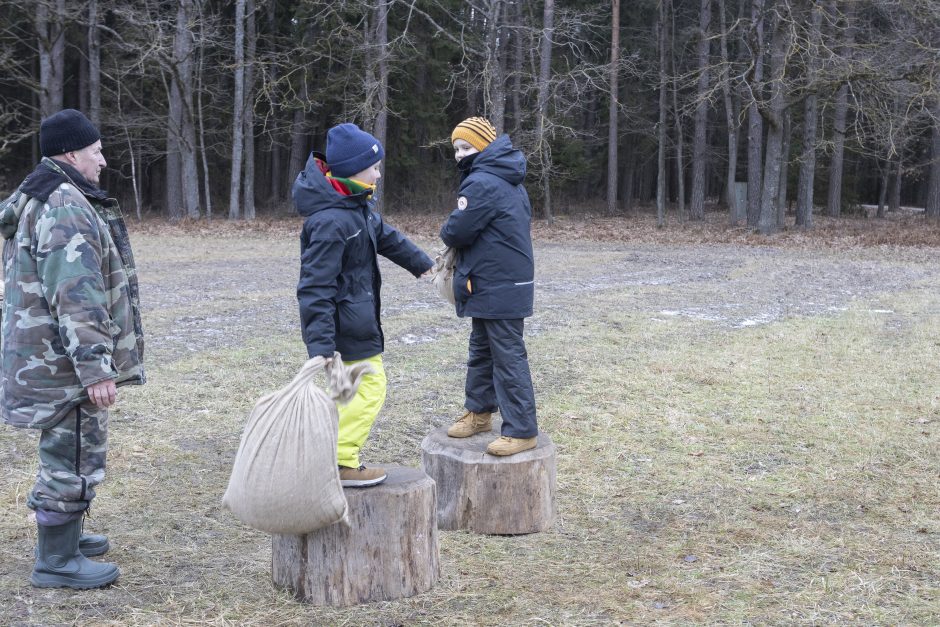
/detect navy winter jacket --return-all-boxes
[293,153,433,360]
[440,135,534,319]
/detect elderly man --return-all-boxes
[0,109,145,589]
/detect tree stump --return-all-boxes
[271,466,439,607]
[420,423,556,534]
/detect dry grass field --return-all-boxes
[1,212,938,625]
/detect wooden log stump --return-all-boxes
[420,423,556,534]
[271,466,439,606]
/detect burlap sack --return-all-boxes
[430,247,456,306]
[222,353,374,534]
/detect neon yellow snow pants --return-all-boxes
[336,354,387,468]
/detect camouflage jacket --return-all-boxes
[0,158,145,429]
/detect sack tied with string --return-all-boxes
[429,246,456,306]
[222,353,374,534]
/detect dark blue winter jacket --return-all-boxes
[440,135,534,319]
[293,153,433,360]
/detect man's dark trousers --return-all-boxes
[464,317,537,438]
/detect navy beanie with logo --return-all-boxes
[39,109,101,158]
[326,123,384,178]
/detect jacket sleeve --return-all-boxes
[439,179,496,248]
[298,216,345,358]
[374,214,433,277]
[34,199,116,388]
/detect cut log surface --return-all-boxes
[271,466,439,607]
[420,423,556,534]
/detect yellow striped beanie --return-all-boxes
[451,117,497,152]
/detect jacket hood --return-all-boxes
[466,134,527,185]
[293,152,369,218]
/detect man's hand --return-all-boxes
[86,379,117,408]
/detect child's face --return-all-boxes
[351,162,382,185]
[453,140,479,163]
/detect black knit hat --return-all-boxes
[39,109,101,158]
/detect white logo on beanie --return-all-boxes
[372,144,379,154]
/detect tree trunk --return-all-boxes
[179,0,200,219]
[776,109,791,227]
[689,0,712,221]
[197,0,212,220]
[511,0,524,135]
[745,0,765,227]
[889,156,902,212]
[825,3,856,218]
[166,63,184,221]
[36,0,66,118]
[927,101,940,218]
[272,467,439,607]
[757,3,788,235]
[826,83,849,218]
[229,0,246,219]
[535,0,555,224]
[243,0,257,220]
[795,100,818,228]
[607,0,621,215]
[420,425,556,534]
[484,0,506,134]
[656,0,669,228]
[719,0,742,224]
[876,157,890,218]
[670,6,685,220]
[88,0,101,127]
[373,0,389,212]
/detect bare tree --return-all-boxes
[36,0,66,118]
[756,0,791,234]
[927,101,940,217]
[745,0,765,227]
[795,0,823,228]
[718,0,743,224]
[88,0,101,127]
[535,0,555,224]
[825,2,856,218]
[243,0,257,220]
[607,0,621,215]
[229,0,246,219]
[689,0,712,221]
[657,0,670,228]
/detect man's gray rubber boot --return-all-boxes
[31,519,119,589]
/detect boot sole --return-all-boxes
[31,568,119,589]
[341,475,387,488]
[447,426,492,438]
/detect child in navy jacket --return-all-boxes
[293,123,433,486]
[440,117,539,456]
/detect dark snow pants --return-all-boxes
[464,317,538,439]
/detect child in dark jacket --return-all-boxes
[440,117,539,456]
[292,123,433,486]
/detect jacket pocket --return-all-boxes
[453,269,472,304]
[337,295,377,340]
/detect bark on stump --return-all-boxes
[271,466,439,606]
[420,423,556,534]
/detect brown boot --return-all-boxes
[447,410,492,438]
[486,436,537,456]
[338,465,387,487]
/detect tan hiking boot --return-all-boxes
[486,436,537,456]
[339,465,387,487]
[447,410,492,438]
